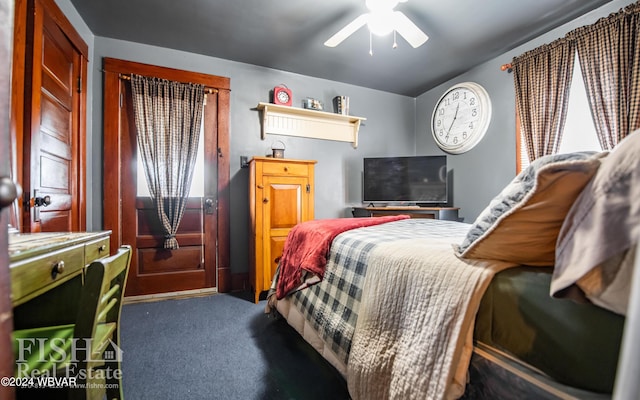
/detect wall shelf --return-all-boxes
[256,102,366,148]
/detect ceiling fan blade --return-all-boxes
[324,14,369,47]
[393,11,428,48]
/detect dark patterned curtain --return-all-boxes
[568,2,640,150]
[512,38,576,162]
[130,74,205,249]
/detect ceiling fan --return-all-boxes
[324,0,428,49]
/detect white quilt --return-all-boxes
[347,238,514,400]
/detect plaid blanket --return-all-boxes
[290,218,470,365]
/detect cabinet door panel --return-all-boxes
[262,176,308,289]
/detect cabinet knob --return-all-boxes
[263,198,269,203]
[98,244,107,252]
[51,260,65,278]
[257,185,264,189]
[284,167,289,172]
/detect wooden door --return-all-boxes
[262,175,310,289]
[23,0,86,232]
[102,58,231,296]
[120,82,216,295]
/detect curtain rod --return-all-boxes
[501,63,512,72]
[118,73,218,94]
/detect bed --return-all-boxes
[266,129,640,399]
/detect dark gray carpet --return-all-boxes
[120,292,350,399]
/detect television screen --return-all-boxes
[363,156,447,204]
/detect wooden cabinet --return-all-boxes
[352,206,460,221]
[249,157,316,303]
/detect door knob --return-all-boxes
[0,176,20,209]
[204,197,216,214]
[33,195,51,207]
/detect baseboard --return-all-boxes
[123,287,218,304]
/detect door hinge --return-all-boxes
[306,184,310,193]
[119,93,123,108]
[77,76,82,93]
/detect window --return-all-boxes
[136,115,205,197]
[517,58,601,172]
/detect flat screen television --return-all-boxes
[363,155,448,205]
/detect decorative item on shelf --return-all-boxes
[333,96,350,115]
[302,98,323,111]
[271,140,285,158]
[272,84,292,106]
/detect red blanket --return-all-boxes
[276,215,410,299]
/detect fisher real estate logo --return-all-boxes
[2,337,123,390]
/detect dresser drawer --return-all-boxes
[11,244,85,304]
[84,237,110,265]
[261,161,310,176]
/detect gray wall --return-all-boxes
[54,0,634,276]
[89,38,416,275]
[416,0,636,222]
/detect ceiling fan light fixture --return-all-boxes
[367,10,394,36]
[324,0,426,50]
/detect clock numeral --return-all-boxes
[437,119,442,127]
[445,135,450,142]
[438,108,444,116]
[438,129,444,136]
[462,132,468,140]
[453,137,458,144]
[471,109,478,117]
[452,91,460,100]
[468,122,474,129]
[469,97,476,106]
[444,98,451,106]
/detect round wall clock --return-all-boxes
[431,82,492,154]
[273,85,292,106]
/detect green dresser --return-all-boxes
[9,231,111,327]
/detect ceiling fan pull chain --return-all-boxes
[369,31,373,56]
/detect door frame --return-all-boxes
[102,58,231,292]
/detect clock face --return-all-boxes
[431,82,492,154]
[277,90,290,103]
[273,86,292,106]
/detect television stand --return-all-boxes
[351,206,460,221]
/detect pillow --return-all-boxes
[551,129,640,315]
[455,150,606,265]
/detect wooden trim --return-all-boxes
[103,58,230,90]
[78,54,88,230]
[515,106,523,174]
[10,0,26,232]
[102,58,231,293]
[102,70,122,252]
[216,88,231,292]
[36,0,88,58]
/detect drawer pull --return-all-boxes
[51,260,65,279]
[98,244,107,252]
[284,167,289,172]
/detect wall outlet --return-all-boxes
[240,156,249,168]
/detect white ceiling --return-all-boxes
[68,0,613,97]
